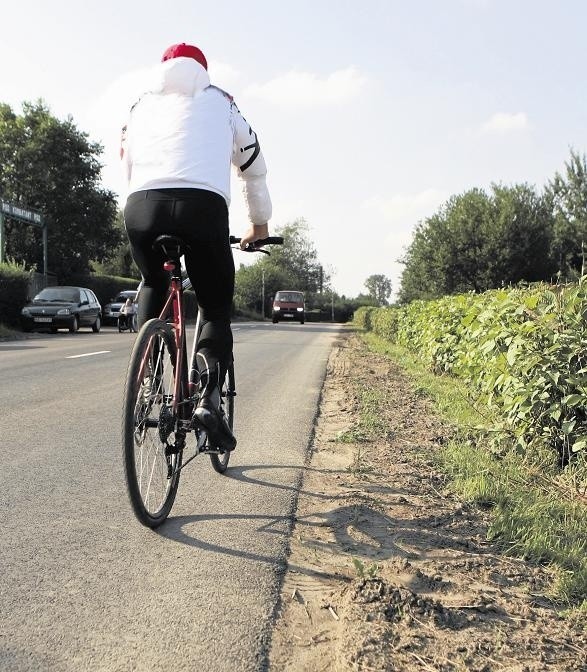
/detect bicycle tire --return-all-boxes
[209,361,235,474]
[122,318,183,527]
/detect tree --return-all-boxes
[0,100,120,280]
[364,274,392,306]
[234,218,328,315]
[91,210,141,279]
[265,219,327,294]
[233,262,289,316]
[546,148,587,279]
[398,184,556,303]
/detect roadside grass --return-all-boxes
[337,386,389,444]
[0,323,24,339]
[361,331,587,611]
[336,385,387,475]
[233,307,264,321]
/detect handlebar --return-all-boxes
[179,235,284,289]
[229,235,284,253]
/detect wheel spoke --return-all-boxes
[122,319,183,527]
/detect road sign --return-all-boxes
[0,200,43,226]
[0,199,47,274]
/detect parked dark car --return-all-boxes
[21,286,102,333]
[103,290,139,326]
[272,290,305,324]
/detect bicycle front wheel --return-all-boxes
[209,361,235,474]
[122,318,183,527]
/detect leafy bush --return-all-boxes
[67,273,139,308]
[69,272,201,320]
[353,306,376,330]
[355,282,587,466]
[370,307,398,342]
[0,262,30,327]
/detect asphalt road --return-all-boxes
[0,321,343,671]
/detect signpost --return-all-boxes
[0,200,47,275]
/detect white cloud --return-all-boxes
[86,61,241,134]
[481,112,529,133]
[82,67,158,198]
[244,67,368,107]
[359,190,449,299]
[208,60,242,91]
[85,66,154,138]
[364,189,448,227]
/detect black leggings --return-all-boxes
[124,188,235,391]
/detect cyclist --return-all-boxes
[118,297,137,332]
[121,42,272,451]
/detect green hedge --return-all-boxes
[68,273,199,319]
[0,263,30,327]
[0,265,201,327]
[67,273,140,308]
[353,306,377,330]
[355,283,587,465]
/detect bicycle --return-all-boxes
[122,233,283,528]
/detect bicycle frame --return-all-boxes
[160,259,187,416]
[136,258,198,421]
[134,234,282,418]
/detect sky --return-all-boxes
[1,0,586,299]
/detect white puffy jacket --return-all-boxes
[121,57,271,225]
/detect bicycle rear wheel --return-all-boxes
[209,362,235,474]
[122,318,183,527]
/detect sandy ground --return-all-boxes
[268,333,587,672]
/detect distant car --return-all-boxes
[103,290,139,326]
[21,286,102,333]
[272,290,305,324]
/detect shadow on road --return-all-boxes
[226,463,347,500]
[154,462,480,586]
[157,510,350,583]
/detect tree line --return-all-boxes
[0,101,120,280]
[399,149,587,303]
[0,100,389,320]
[233,218,393,320]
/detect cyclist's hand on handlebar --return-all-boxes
[229,233,284,254]
[240,222,269,250]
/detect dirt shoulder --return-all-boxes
[269,332,587,672]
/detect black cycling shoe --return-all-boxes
[193,394,237,452]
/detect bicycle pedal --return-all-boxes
[201,445,224,455]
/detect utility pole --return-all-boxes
[327,265,337,322]
[0,210,4,265]
[261,267,265,319]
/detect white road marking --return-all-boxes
[66,351,111,359]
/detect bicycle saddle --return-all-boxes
[152,235,190,259]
